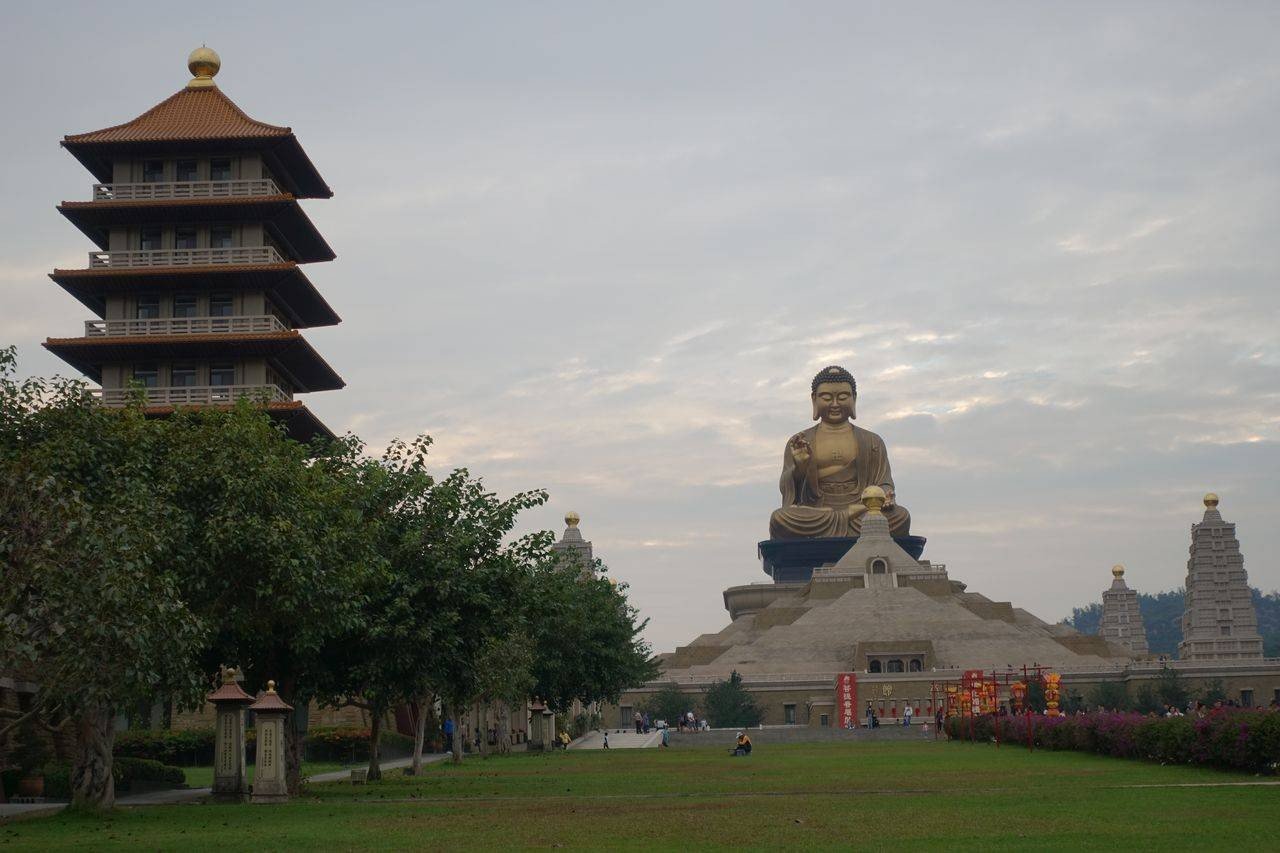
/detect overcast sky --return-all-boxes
[2,2,1278,653]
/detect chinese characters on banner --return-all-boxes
[835,672,858,728]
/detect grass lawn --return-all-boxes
[177,761,348,789]
[3,740,1279,851]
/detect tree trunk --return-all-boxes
[70,705,115,811]
[494,700,511,755]
[283,685,308,796]
[367,707,384,782]
[450,706,463,764]
[477,702,489,756]
[410,699,427,775]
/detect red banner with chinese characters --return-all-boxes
[835,672,858,728]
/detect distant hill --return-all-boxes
[1063,589,1280,658]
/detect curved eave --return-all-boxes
[48,263,340,328]
[62,137,331,200]
[57,196,335,263]
[140,399,335,443]
[42,330,345,392]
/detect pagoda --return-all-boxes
[1099,564,1150,658]
[1178,493,1264,661]
[44,47,342,441]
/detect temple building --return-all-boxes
[43,47,342,441]
[611,490,1280,727]
[1100,564,1150,658]
[1179,494,1264,661]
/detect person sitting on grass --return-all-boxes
[732,731,753,756]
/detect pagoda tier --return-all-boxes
[57,196,334,264]
[61,84,331,198]
[45,47,343,443]
[49,262,339,328]
[44,330,343,392]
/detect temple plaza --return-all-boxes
[3,6,1280,850]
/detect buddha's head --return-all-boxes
[811,365,857,424]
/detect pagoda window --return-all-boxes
[172,295,198,318]
[887,659,905,673]
[1221,626,1232,636]
[209,293,234,317]
[210,157,233,181]
[868,660,882,674]
[174,226,198,250]
[210,225,234,249]
[135,295,160,320]
[909,659,923,672]
[209,363,235,387]
[142,159,165,182]
[131,365,158,388]
[170,365,197,387]
[176,159,199,182]
[139,226,162,251]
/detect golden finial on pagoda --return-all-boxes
[1203,492,1219,508]
[266,680,277,694]
[221,664,237,684]
[1112,564,1125,578]
[861,485,886,514]
[187,46,221,89]
[565,511,580,528]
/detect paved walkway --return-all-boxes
[0,754,451,819]
[570,729,662,749]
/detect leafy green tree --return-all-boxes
[1154,666,1189,708]
[527,561,657,716]
[1089,680,1129,710]
[0,349,208,810]
[1198,677,1227,704]
[159,405,377,793]
[641,685,694,725]
[1134,683,1162,714]
[703,671,762,728]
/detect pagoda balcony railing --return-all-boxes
[95,384,292,407]
[87,246,286,269]
[84,315,287,337]
[91,178,281,201]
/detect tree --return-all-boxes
[0,349,208,810]
[1198,677,1227,704]
[641,685,694,725]
[527,562,657,716]
[1089,680,1129,711]
[703,671,762,728]
[1154,666,1189,708]
[159,404,377,794]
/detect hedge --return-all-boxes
[944,709,1280,773]
[304,726,414,762]
[114,728,215,766]
[114,725,414,766]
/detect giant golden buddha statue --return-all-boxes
[769,365,911,539]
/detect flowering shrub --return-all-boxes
[943,710,1280,773]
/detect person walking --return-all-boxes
[634,710,643,734]
[603,731,610,749]
[903,703,913,727]
[661,725,670,748]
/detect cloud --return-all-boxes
[3,2,1279,653]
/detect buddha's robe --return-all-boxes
[768,422,911,539]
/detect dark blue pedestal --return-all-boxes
[757,535,927,584]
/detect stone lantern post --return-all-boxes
[207,665,254,802]
[249,680,293,804]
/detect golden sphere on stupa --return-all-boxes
[187,46,221,87]
[1112,564,1125,578]
[565,511,581,527]
[1203,492,1220,508]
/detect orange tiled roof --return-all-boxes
[64,86,292,144]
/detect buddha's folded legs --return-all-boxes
[769,503,911,539]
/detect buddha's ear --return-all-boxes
[850,393,857,421]
[811,394,820,421]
